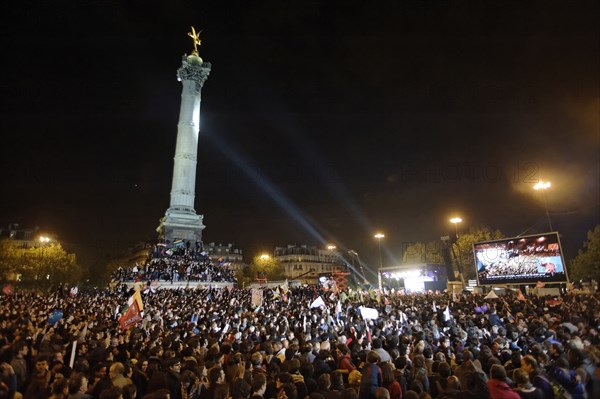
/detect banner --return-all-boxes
[359,306,379,320]
[251,288,263,308]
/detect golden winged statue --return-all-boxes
[188,26,202,55]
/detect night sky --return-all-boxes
[1,1,598,270]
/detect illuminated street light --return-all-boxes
[449,217,462,239]
[327,244,336,250]
[39,236,50,243]
[374,233,385,291]
[259,254,270,261]
[533,181,551,190]
[533,180,553,231]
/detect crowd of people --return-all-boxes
[1,283,599,399]
[111,245,236,284]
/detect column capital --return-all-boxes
[177,54,211,87]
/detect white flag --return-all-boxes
[443,306,452,322]
[310,296,325,308]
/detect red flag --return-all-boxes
[517,290,526,301]
[546,299,561,307]
[118,300,142,330]
[2,284,13,296]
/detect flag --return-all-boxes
[48,310,63,325]
[131,290,144,311]
[506,310,515,323]
[118,291,144,330]
[536,281,546,288]
[485,290,499,299]
[272,289,280,299]
[282,279,289,295]
[546,299,561,307]
[69,287,78,297]
[443,306,452,322]
[433,301,437,312]
[310,296,325,308]
[517,290,526,301]
[2,284,13,296]
[341,292,349,303]
[79,323,88,339]
[335,300,342,319]
[365,324,372,343]
[118,299,142,330]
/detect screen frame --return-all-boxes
[472,232,569,286]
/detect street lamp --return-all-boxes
[374,233,385,291]
[448,218,465,284]
[259,254,270,261]
[533,180,553,231]
[349,250,367,285]
[449,217,462,239]
[38,236,51,282]
[327,244,336,250]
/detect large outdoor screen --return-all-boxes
[474,232,568,285]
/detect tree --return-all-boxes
[243,255,286,283]
[403,241,446,264]
[0,239,83,288]
[570,225,600,281]
[451,226,504,283]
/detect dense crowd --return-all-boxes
[111,245,236,283]
[1,284,599,399]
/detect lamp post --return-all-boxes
[374,233,385,291]
[349,250,367,285]
[533,180,553,231]
[448,218,465,285]
[449,217,462,239]
[38,236,50,283]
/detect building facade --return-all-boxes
[203,242,246,274]
[273,244,343,284]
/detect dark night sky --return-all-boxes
[1,1,598,270]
